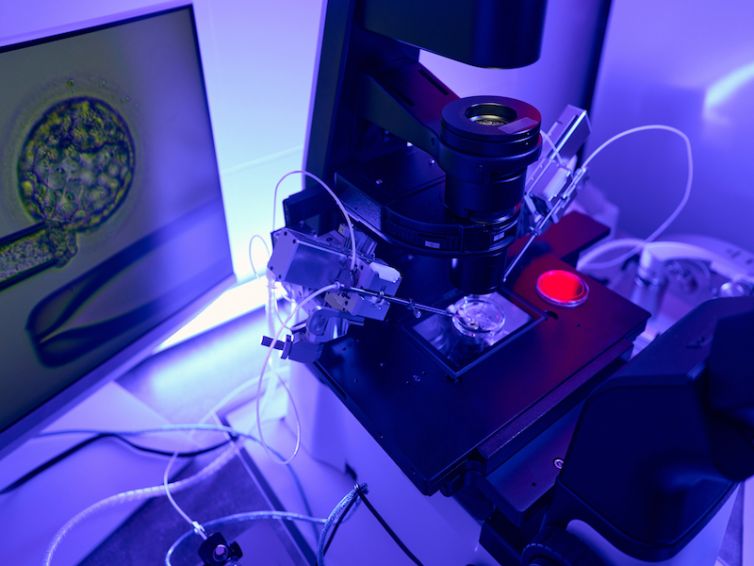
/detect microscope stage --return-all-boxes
[311,215,650,495]
[412,291,534,377]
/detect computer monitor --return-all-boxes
[0,3,234,457]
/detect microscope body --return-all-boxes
[266,1,754,564]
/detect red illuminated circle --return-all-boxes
[536,269,589,307]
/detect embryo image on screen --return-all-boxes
[1,97,135,289]
[0,7,233,432]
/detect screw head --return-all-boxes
[213,544,229,559]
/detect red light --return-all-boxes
[536,269,589,307]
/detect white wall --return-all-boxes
[0,0,325,277]
[586,0,754,251]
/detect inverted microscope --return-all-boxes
[264,1,754,563]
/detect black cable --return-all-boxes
[357,488,423,566]
[322,484,423,565]
[0,433,235,495]
[0,435,103,495]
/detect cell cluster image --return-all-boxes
[18,96,135,230]
[0,97,135,289]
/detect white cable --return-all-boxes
[270,283,293,331]
[157,238,316,531]
[40,422,289,559]
[247,233,271,279]
[246,231,290,330]
[246,233,295,355]
[239,231,288,334]
[44,445,237,566]
[43,294,295,561]
[156,340,285,535]
[158,277,332,537]
[159,373,283,534]
[271,169,358,271]
[159,399,250,539]
[165,511,327,566]
[577,237,646,271]
[540,129,566,168]
[38,427,323,565]
[255,283,339,465]
[157,260,333,535]
[261,170,359,471]
[46,182,345,559]
[577,125,694,271]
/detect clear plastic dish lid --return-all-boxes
[449,294,508,345]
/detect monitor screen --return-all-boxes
[0,4,234,455]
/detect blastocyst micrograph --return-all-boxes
[0,97,135,290]
[17,97,135,230]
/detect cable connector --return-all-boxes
[192,520,208,539]
[198,532,243,565]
